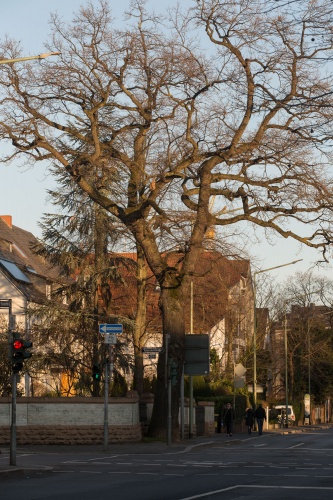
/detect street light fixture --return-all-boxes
[0,52,61,65]
[253,259,303,411]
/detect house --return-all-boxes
[107,250,254,380]
[269,303,333,402]
[0,215,67,395]
[0,216,256,394]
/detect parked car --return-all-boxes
[273,405,296,426]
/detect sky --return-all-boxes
[0,0,332,286]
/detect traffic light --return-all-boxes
[169,359,178,386]
[92,364,101,381]
[11,337,33,373]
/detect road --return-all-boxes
[1,428,333,499]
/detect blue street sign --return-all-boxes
[99,323,123,334]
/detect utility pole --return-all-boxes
[253,259,302,412]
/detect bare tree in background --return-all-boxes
[1,0,333,437]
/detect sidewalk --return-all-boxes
[0,423,331,478]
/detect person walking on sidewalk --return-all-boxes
[223,402,235,436]
[244,407,254,435]
[254,403,266,435]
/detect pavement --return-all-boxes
[0,423,331,478]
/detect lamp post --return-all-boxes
[0,52,61,65]
[284,289,323,427]
[253,259,303,410]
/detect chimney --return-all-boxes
[0,215,13,228]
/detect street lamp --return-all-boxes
[284,288,324,427]
[0,52,61,65]
[253,259,303,411]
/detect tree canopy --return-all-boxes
[1,0,333,436]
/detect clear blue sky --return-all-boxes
[0,0,331,284]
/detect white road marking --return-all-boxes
[63,461,87,464]
[197,473,219,476]
[244,465,265,468]
[295,467,316,470]
[137,472,158,475]
[253,474,275,477]
[224,473,248,476]
[108,471,130,474]
[288,443,304,448]
[52,470,74,473]
[180,484,333,500]
[89,462,113,465]
[163,473,185,476]
[167,463,187,467]
[284,474,308,477]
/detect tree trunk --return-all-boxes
[92,203,108,397]
[132,244,147,396]
[147,280,186,440]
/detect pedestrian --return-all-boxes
[244,407,254,435]
[254,403,266,435]
[223,402,235,436]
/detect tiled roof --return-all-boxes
[107,249,251,332]
[0,217,63,282]
[0,216,66,303]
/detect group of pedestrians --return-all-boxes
[220,402,267,436]
[244,403,266,435]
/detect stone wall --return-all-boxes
[196,401,215,436]
[0,396,141,445]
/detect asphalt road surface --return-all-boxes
[2,428,333,499]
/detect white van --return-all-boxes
[273,405,296,425]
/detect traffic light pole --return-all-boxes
[2,299,32,467]
[103,360,109,451]
[103,344,114,451]
[5,299,17,466]
[10,371,17,466]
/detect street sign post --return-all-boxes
[99,324,123,334]
[184,334,210,375]
[142,347,164,353]
[104,334,117,345]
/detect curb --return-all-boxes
[0,465,53,479]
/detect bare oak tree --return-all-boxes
[1,0,333,437]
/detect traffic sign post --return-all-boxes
[104,334,117,345]
[99,324,123,334]
[142,347,163,353]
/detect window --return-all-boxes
[0,259,31,283]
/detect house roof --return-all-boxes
[0,215,65,303]
[107,249,252,333]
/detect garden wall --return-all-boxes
[0,396,141,445]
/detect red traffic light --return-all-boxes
[11,337,33,372]
[13,339,24,350]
